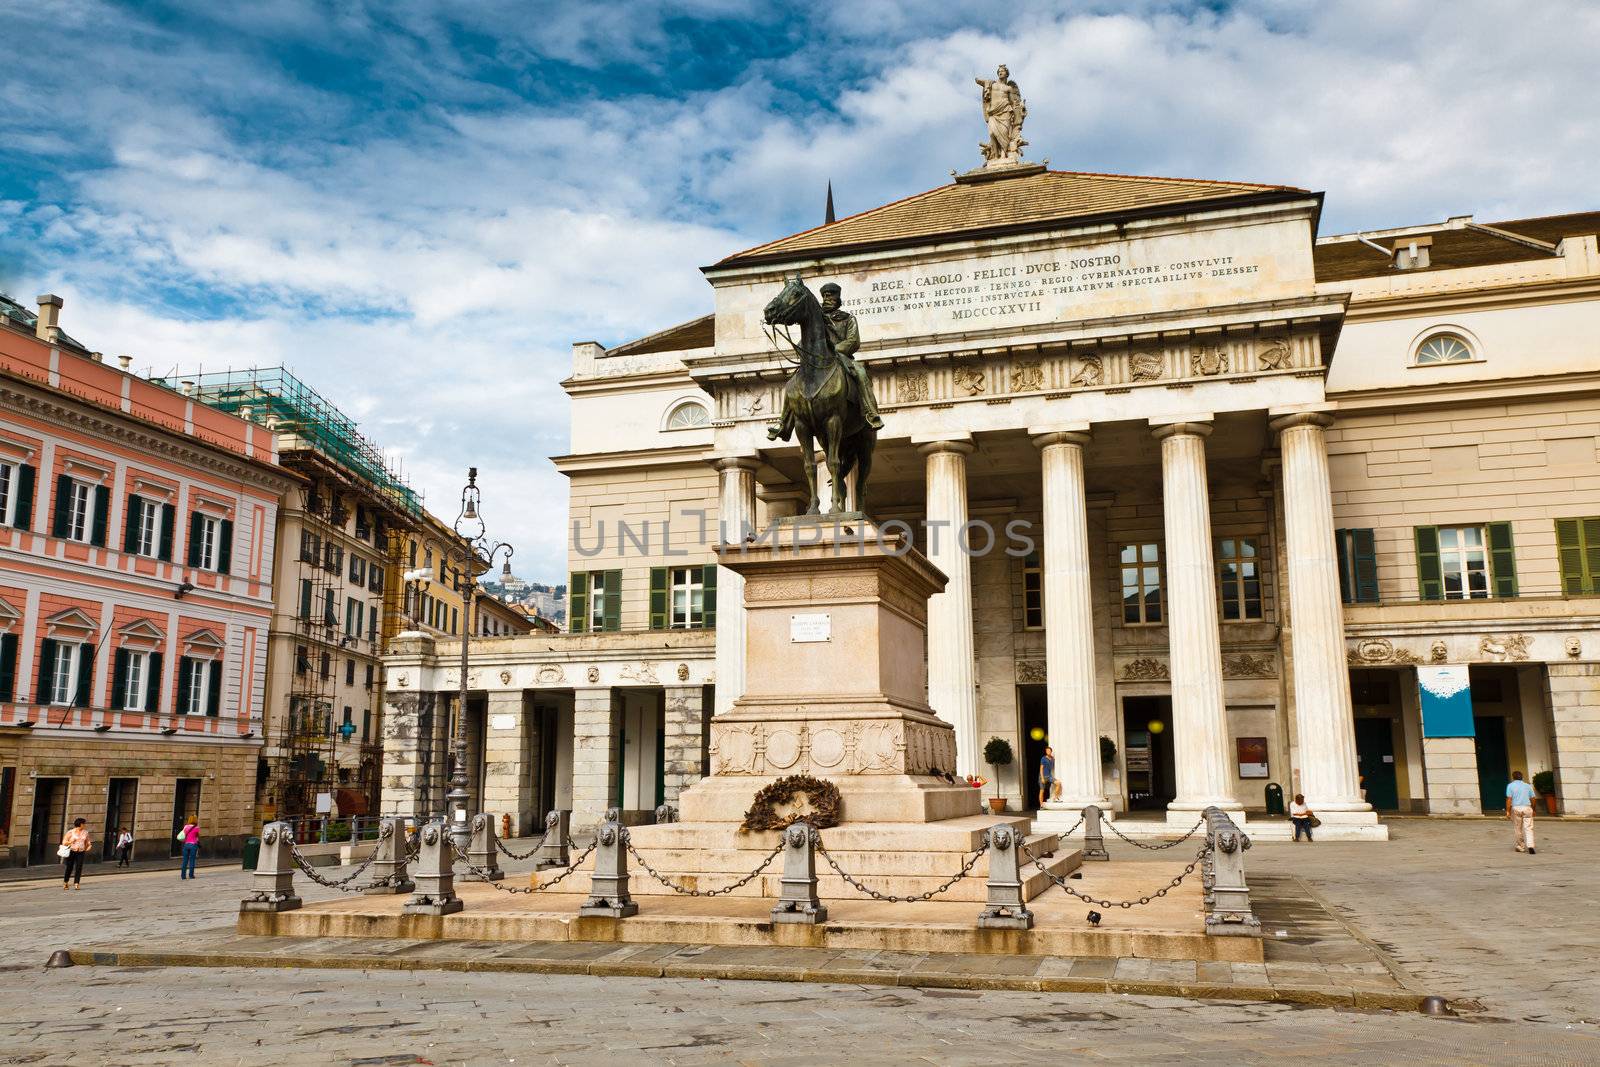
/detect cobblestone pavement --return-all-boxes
[0,820,1595,1065]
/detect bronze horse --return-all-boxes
[764,276,876,514]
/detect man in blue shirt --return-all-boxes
[1505,771,1537,854]
[1038,746,1058,807]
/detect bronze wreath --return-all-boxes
[740,774,843,832]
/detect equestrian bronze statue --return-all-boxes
[764,275,878,514]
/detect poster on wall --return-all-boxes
[1417,665,1475,738]
[1236,736,1269,779]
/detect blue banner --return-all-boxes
[1418,665,1475,738]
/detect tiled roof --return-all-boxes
[1314,211,1600,283]
[714,169,1308,267]
[608,313,715,356]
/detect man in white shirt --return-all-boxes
[1505,771,1537,854]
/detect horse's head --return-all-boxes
[763,275,811,326]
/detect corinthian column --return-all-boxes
[1271,411,1375,819]
[712,456,759,716]
[1032,428,1108,815]
[919,438,979,777]
[1152,420,1238,819]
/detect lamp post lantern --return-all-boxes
[442,466,513,854]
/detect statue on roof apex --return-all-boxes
[975,64,1027,167]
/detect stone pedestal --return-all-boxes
[597,517,1080,900]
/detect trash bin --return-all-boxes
[1264,782,1285,817]
[241,835,261,871]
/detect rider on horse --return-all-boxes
[819,283,884,431]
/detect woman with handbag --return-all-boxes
[1289,794,1318,842]
[177,818,201,879]
[60,818,91,889]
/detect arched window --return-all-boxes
[1414,333,1474,366]
[664,401,710,430]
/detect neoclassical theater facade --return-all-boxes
[381,161,1600,838]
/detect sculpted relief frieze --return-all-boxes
[709,719,956,777]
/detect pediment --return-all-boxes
[117,618,167,647]
[45,607,98,638]
[182,627,226,655]
[0,596,19,627]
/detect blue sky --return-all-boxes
[3,0,1598,582]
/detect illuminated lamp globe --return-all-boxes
[1147,720,1165,735]
[1029,727,1047,742]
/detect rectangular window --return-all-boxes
[323,588,337,627]
[67,480,93,542]
[345,659,355,686]
[1556,517,1600,596]
[299,529,319,563]
[184,661,210,716]
[345,597,360,636]
[298,579,313,621]
[1439,526,1489,600]
[1120,542,1163,624]
[568,570,621,633]
[0,462,13,525]
[450,607,458,634]
[349,555,365,586]
[589,571,608,631]
[368,564,384,594]
[136,498,161,556]
[0,461,36,529]
[319,651,331,679]
[295,645,310,676]
[1335,528,1380,604]
[1416,523,1516,601]
[669,566,704,628]
[1217,537,1263,621]
[362,709,372,738]
[121,651,146,711]
[1022,553,1043,630]
[50,642,82,705]
[194,514,217,569]
[364,664,374,690]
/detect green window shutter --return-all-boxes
[146,651,163,713]
[74,645,93,707]
[177,657,194,714]
[91,486,110,547]
[124,495,142,553]
[111,649,129,710]
[13,464,34,530]
[702,564,718,630]
[1487,521,1517,598]
[0,632,16,701]
[568,572,588,633]
[52,474,71,537]
[1414,526,1442,602]
[298,579,312,620]
[1584,518,1600,596]
[207,662,222,716]
[187,512,203,566]
[158,504,175,561]
[1334,530,1352,604]
[1352,528,1379,603]
[1556,519,1584,596]
[36,639,57,703]
[217,519,234,574]
[649,567,668,630]
[603,570,622,632]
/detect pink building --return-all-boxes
[0,293,293,866]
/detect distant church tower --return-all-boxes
[824,181,836,225]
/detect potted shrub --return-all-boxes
[1100,735,1117,765]
[1533,770,1558,815]
[983,736,1014,814]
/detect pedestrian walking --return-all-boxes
[1289,793,1316,842]
[114,827,134,867]
[60,818,91,889]
[1038,745,1059,807]
[1506,770,1537,854]
[178,817,201,878]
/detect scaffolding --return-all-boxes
[166,367,422,518]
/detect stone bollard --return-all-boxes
[461,813,504,883]
[240,821,302,913]
[977,825,1033,931]
[770,822,827,925]
[1081,804,1110,861]
[403,820,463,916]
[364,817,414,896]
[578,814,637,918]
[534,810,570,870]
[1202,809,1260,936]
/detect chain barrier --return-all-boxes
[1056,815,1085,838]
[495,825,553,862]
[287,841,382,893]
[1021,838,1211,909]
[445,839,598,894]
[625,840,784,898]
[1103,816,1205,851]
[815,839,988,904]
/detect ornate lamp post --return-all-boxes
[443,467,513,854]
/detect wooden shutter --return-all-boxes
[0,632,16,701]
[1414,526,1442,601]
[74,644,93,707]
[12,464,34,530]
[1334,530,1352,604]
[159,504,175,561]
[91,485,109,547]
[1352,528,1379,603]
[146,651,163,713]
[603,570,622,632]
[568,572,588,633]
[187,512,203,566]
[177,657,194,714]
[52,474,71,537]
[1556,519,1584,596]
[36,639,57,703]
[124,495,142,553]
[1487,521,1517,598]
[1586,518,1600,596]
[207,662,222,717]
[217,519,234,574]
[702,564,718,629]
[298,579,312,620]
[111,649,129,710]
[649,567,668,630]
